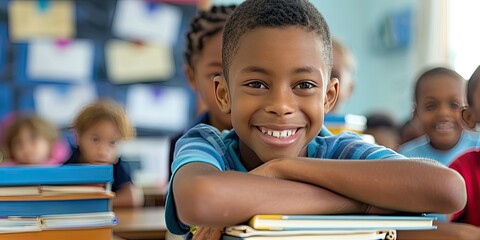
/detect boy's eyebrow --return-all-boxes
[240,66,321,75]
[293,66,321,75]
[241,66,270,75]
[207,62,223,67]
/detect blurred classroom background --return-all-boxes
[0,0,478,197]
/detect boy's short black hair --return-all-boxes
[222,0,332,79]
[467,65,480,106]
[413,67,464,102]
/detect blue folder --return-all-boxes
[0,165,113,185]
[0,197,111,217]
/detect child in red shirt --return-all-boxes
[450,65,480,227]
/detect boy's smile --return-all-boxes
[215,27,338,168]
[416,75,465,150]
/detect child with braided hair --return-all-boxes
[168,5,236,177]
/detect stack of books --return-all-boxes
[0,165,117,240]
[222,214,437,240]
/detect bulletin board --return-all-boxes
[0,0,198,137]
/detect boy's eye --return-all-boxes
[110,140,119,145]
[424,103,436,111]
[91,137,100,143]
[294,81,315,89]
[246,81,267,89]
[450,102,461,109]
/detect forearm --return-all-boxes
[276,158,466,213]
[174,163,366,227]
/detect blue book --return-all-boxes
[0,193,113,217]
[0,165,113,186]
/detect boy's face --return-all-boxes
[215,27,338,164]
[77,119,121,165]
[185,33,232,131]
[11,126,51,164]
[415,75,465,150]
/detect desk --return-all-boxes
[114,207,167,240]
[143,186,166,207]
[113,235,126,240]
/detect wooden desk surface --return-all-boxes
[114,207,166,240]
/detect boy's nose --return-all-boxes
[264,88,296,116]
[438,104,454,116]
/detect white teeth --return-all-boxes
[259,127,297,139]
[273,131,280,138]
[436,122,454,130]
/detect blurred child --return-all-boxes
[330,37,356,113]
[449,65,480,227]
[67,99,143,207]
[364,112,400,151]
[168,5,236,177]
[165,1,466,239]
[0,114,69,166]
[399,66,480,239]
[398,67,480,166]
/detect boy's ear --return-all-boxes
[214,75,231,114]
[183,65,197,91]
[462,107,477,129]
[323,78,340,113]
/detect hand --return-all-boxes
[192,226,224,240]
[249,159,283,178]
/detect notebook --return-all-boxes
[249,215,436,231]
[41,212,117,229]
[0,186,40,197]
[223,225,396,240]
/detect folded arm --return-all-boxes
[173,162,368,227]
[264,158,466,214]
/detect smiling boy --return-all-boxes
[165,0,466,239]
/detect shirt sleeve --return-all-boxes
[320,132,408,160]
[165,124,228,235]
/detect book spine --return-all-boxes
[0,198,111,217]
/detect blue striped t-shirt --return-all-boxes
[165,123,406,235]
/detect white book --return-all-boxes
[41,212,117,229]
[40,185,110,195]
[0,186,40,196]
